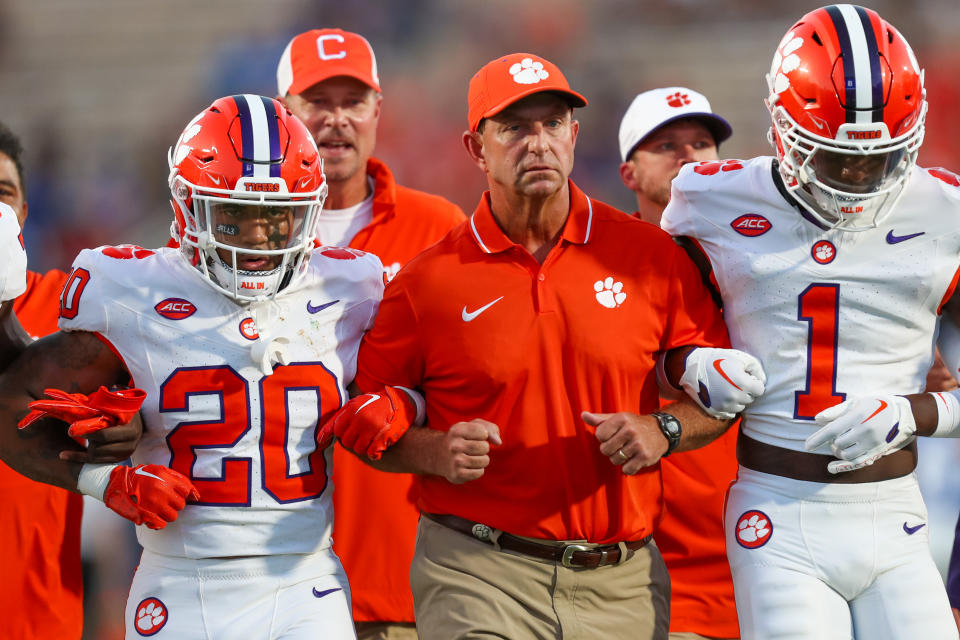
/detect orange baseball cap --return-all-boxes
[467,53,587,132]
[277,28,381,96]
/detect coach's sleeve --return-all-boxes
[355,278,425,392]
[661,240,730,351]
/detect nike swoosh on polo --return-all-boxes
[885,230,925,244]
[903,522,926,535]
[307,299,340,314]
[312,587,342,598]
[134,467,163,481]
[461,296,504,322]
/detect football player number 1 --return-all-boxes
[163,364,339,505]
[795,283,846,419]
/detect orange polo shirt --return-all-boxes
[331,157,465,623]
[356,181,729,542]
[1,268,84,640]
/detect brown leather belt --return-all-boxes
[738,434,917,484]
[422,513,652,568]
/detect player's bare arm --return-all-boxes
[0,301,30,369]
[0,329,135,490]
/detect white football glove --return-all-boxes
[0,202,26,303]
[805,395,916,474]
[679,347,766,419]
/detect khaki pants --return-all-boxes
[411,515,670,640]
[355,621,419,640]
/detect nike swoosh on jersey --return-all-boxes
[307,299,340,314]
[885,230,925,244]
[903,522,926,535]
[312,587,342,598]
[356,394,381,413]
[461,296,504,322]
[134,467,163,481]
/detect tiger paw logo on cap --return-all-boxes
[666,91,691,108]
[510,57,549,85]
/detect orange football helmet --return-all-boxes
[168,94,326,301]
[766,4,925,230]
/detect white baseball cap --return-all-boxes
[618,87,732,162]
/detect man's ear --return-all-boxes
[619,161,639,191]
[462,130,486,172]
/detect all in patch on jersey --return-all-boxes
[134,597,168,636]
[239,317,259,340]
[811,240,836,264]
[735,509,772,549]
[730,214,772,237]
[155,298,197,320]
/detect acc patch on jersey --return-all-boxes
[134,597,168,636]
[155,298,197,320]
[735,509,772,549]
[730,214,772,237]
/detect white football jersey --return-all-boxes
[59,245,383,558]
[662,158,960,453]
[0,202,26,303]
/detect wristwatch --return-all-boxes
[651,412,682,456]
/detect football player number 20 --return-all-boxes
[795,283,845,419]
[163,364,338,505]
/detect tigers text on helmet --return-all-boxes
[168,94,327,302]
[765,4,925,231]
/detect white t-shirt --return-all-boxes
[316,180,374,246]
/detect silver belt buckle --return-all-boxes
[560,543,592,568]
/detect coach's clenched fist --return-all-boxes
[437,419,502,484]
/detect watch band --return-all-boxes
[651,411,682,456]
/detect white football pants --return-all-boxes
[725,466,957,640]
[125,549,356,639]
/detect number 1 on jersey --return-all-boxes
[795,283,845,419]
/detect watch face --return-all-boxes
[653,412,681,453]
[657,413,680,436]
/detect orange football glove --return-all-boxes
[319,386,421,460]
[18,386,147,437]
[104,464,200,530]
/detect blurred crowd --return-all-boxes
[2,0,960,638]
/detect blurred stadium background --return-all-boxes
[1,0,959,637]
